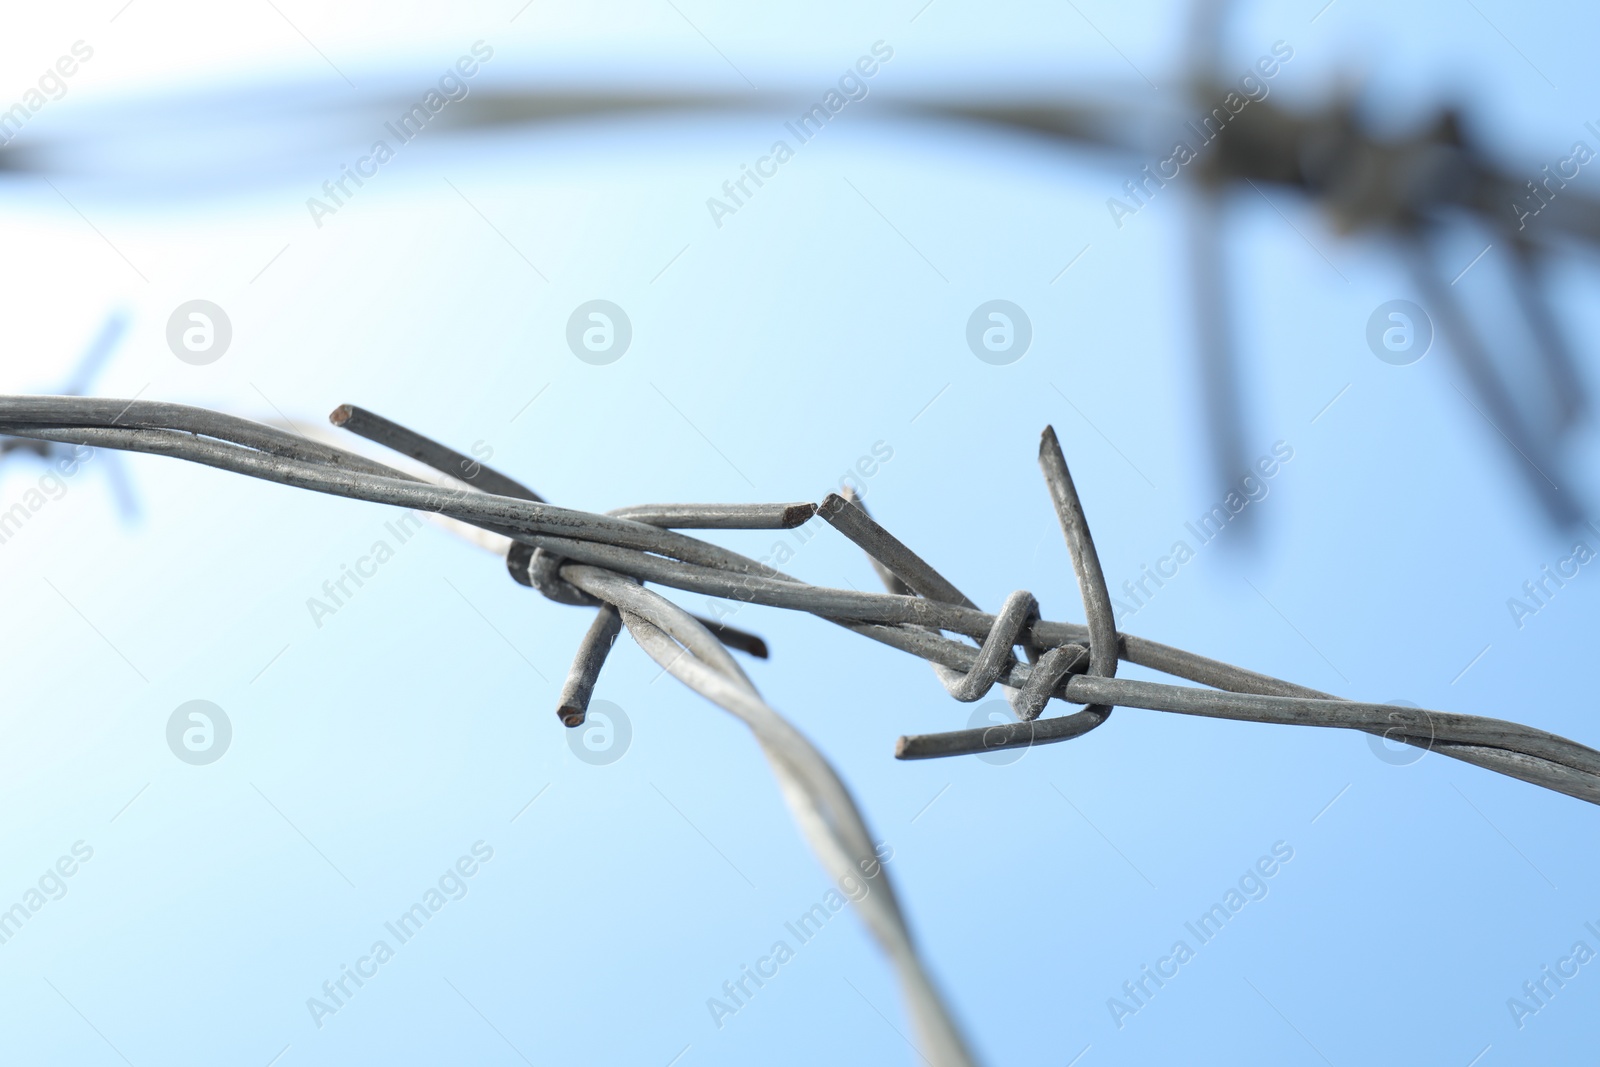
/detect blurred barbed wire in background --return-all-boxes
[3,2,1594,532]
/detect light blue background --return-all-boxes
[1,1,1598,1064]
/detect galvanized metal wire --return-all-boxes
[5,393,1600,1066]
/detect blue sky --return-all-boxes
[1,0,1598,1064]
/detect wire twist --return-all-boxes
[8,392,1600,1067]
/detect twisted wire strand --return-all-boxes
[4,395,1599,807]
[1,427,1588,797]
[570,569,975,1066]
[506,525,1600,791]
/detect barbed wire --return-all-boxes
[4,393,1598,1066]
[10,5,1591,527]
